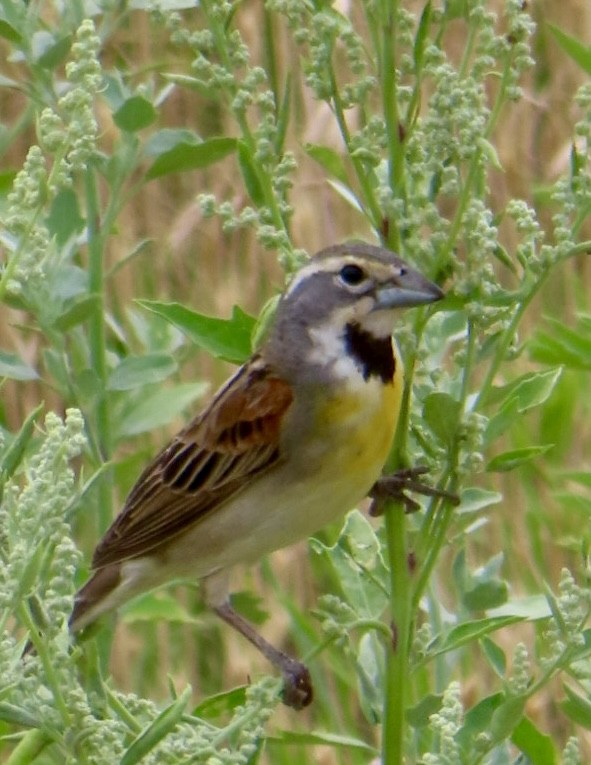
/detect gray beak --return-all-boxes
[374,266,444,309]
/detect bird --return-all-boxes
[70,242,444,709]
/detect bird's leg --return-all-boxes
[369,467,460,516]
[213,601,313,710]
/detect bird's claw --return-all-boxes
[280,659,313,710]
[369,467,459,516]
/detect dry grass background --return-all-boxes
[2,0,591,761]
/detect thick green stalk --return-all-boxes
[382,502,411,765]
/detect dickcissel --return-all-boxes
[70,242,443,708]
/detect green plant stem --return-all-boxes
[382,500,411,765]
[85,164,113,530]
[6,730,52,765]
[17,603,71,725]
[327,68,383,233]
[379,0,404,251]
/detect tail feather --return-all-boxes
[69,564,122,632]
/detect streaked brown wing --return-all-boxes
[92,358,293,568]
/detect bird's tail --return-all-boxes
[69,564,122,632]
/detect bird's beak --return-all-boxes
[374,267,444,310]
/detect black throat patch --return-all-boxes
[344,323,396,383]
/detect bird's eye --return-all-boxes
[339,264,366,286]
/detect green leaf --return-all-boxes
[192,686,248,719]
[406,694,443,728]
[113,95,158,132]
[481,636,506,679]
[487,595,552,620]
[428,616,523,657]
[305,143,348,184]
[0,403,44,481]
[138,300,256,364]
[511,716,557,765]
[0,19,22,44]
[463,579,508,611]
[146,136,237,179]
[487,445,553,472]
[107,354,178,391]
[0,701,40,728]
[143,128,200,157]
[120,686,192,765]
[549,24,591,75]
[116,382,209,438]
[560,684,591,730]
[423,392,461,446]
[457,693,504,751]
[46,188,85,244]
[237,140,265,205]
[413,1,432,71]
[489,696,526,745]
[121,592,197,624]
[33,31,72,69]
[530,316,591,370]
[270,730,376,752]
[0,350,38,380]
[52,295,101,332]
[486,367,563,413]
[457,487,503,514]
[310,510,388,619]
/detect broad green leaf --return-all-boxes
[489,696,526,745]
[116,382,208,438]
[143,128,200,157]
[121,592,197,624]
[406,694,443,728]
[485,395,520,444]
[487,445,553,472]
[427,616,523,657]
[138,300,256,364]
[46,188,85,244]
[0,19,22,44]
[146,136,237,179]
[120,686,192,765]
[113,95,158,132]
[52,295,101,332]
[511,716,557,765]
[33,32,72,69]
[463,579,508,611]
[486,367,563,413]
[487,595,551,620]
[457,487,503,514]
[549,24,591,75]
[305,143,348,184]
[457,692,504,751]
[192,686,248,719]
[107,353,178,391]
[0,350,38,380]
[423,392,461,446]
[481,636,506,679]
[309,510,388,618]
[560,684,591,730]
[357,631,384,725]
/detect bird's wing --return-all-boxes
[92,357,293,568]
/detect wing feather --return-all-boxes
[92,358,293,568]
